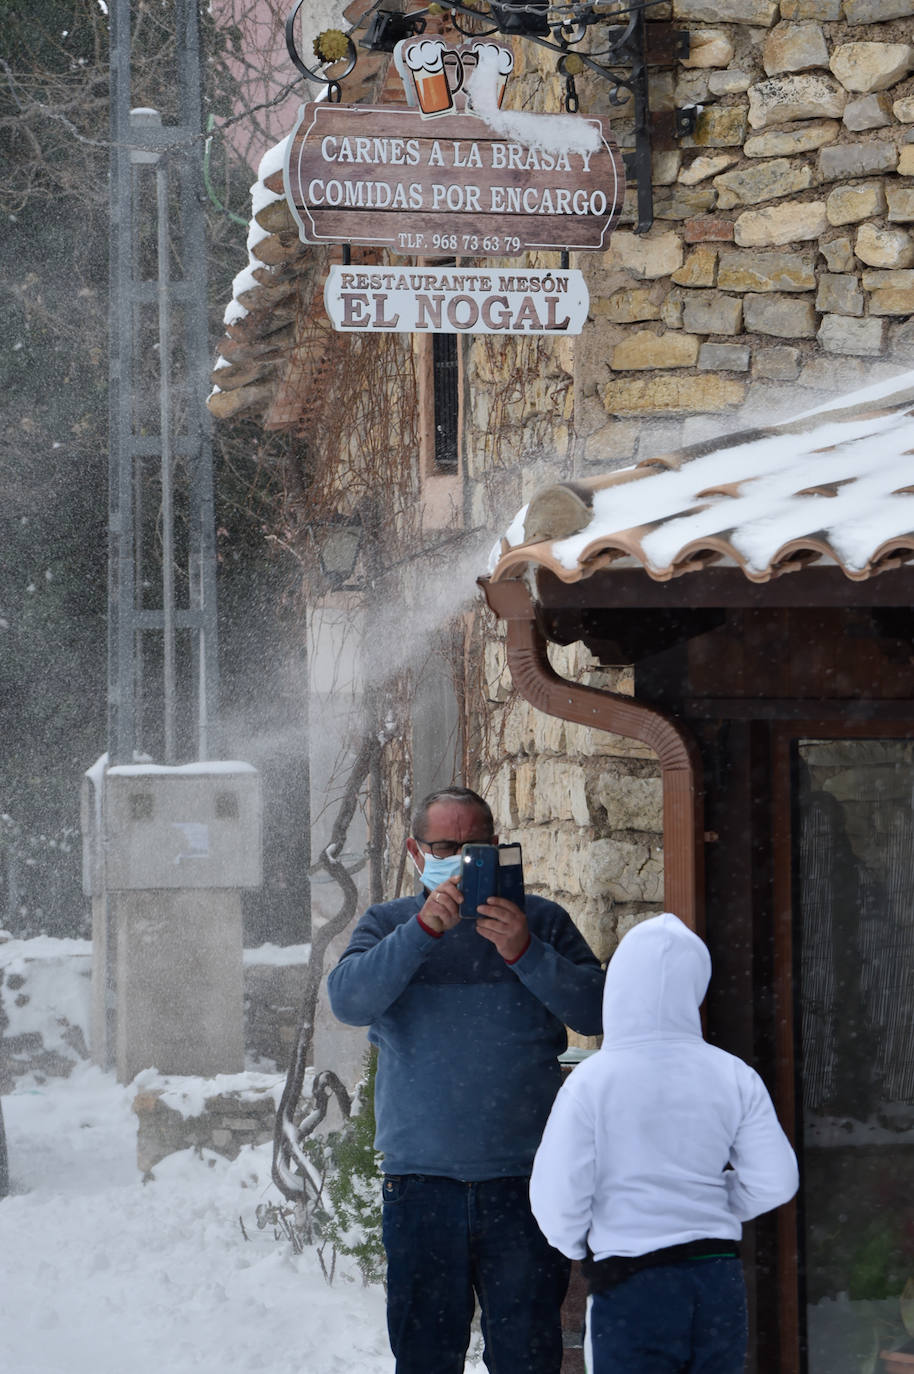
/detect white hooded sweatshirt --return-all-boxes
[529,913,798,1261]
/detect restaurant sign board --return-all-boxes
[283,101,625,257]
[324,265,590,335]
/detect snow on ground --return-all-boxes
[0,1063,396,1374]
[0,939,491,1373]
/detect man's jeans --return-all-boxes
[585,1258,747,1374]
[382,1173,571,1374]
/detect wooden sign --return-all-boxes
[324,265,590,334]
[282,102,625,257]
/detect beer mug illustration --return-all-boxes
[464,42,514,110]
[400,38,464,118]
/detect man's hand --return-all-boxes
[417,877,463,935]
[476,897,530,963]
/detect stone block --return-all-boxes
[680,29,734,67]
[889,317,914,358]
[818,141,898,181]
[654,151,683,185]
[718,249,816,292]
[684,217,736,242]
[605,231,684,279]
[611,330,701,370]
[688,105,750,147]
[674,0,777,18]
[900,146,914,176]
[604,288,663,323]
[830,43,914,94]
[895,96,914,122]
[744,121,839,157]
[635,422,686,460]
[654,187,718,220]
[660,291,685,327]
[869,287,914,315]
[592,774,663,833]
[797,356,871,390]
[483,638,511,702]
[603,374,745,414]
[734,201,828,246]
[815,273,864,315]
[817,314,887,354]
[671,245,719,287]
[676,71,713,106]
[753,345,801,378]
[748,75,847,129]
[743,293,818,336]
[855,222,914,268]
[860,267,914,289]
[843,93,894,130]
[502,699,536,755]
[708,71,753,95]
[533,758,591,827]
[514,761,537,822]
[821,236,855,271]
[520,826,586,897]
[699,341,751,370]
[781,0,841,14]
[844,0,914,17]
[679,153,739,185]
[582,837,664,903]
[887,185,914,222]
[763,22,830,76]
[826,180,887,226]
[713,159,815,209]
[489,763,517,832]
[531,709,566,754]
[562,721,658,761]
[681,291,744,333]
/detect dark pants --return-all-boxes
[586,1258,747,1374]
[381,1173,571,1374]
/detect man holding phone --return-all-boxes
[328,785,604,1374]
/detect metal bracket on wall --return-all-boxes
[623,103,698,233]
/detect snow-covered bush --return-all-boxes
[302,1050,384,1287]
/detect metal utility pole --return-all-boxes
[108,0,219,764]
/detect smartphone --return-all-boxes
[460,842,525,918]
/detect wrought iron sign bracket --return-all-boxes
[287,1,693,233]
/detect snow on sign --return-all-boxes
[282,41,624,257]
[324,265,590,335]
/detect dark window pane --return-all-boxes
[432,332,459,474]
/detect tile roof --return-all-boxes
[489,371,914,587]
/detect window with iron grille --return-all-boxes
[432,332,459,474]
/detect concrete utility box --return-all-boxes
[87,763,262,893]
[82,762,262,1084]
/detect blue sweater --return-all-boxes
[327,893,604,1179]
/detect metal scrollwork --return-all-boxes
[285,0,358,98]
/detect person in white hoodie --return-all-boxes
[529,912,798,1374]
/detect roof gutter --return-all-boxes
[479,575,705,934]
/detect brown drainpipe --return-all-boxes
[479,576,705,935]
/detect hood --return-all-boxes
[601,912,710,1046]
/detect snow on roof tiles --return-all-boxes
[489,372,914,587]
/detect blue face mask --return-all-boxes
[413,851,463,890]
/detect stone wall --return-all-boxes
[457,7,913,969]
[579,3,914,453]
[132,1071,284,1176]
[0,938,92,1090]
[465,5,914,475]
[468,628,666,993]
